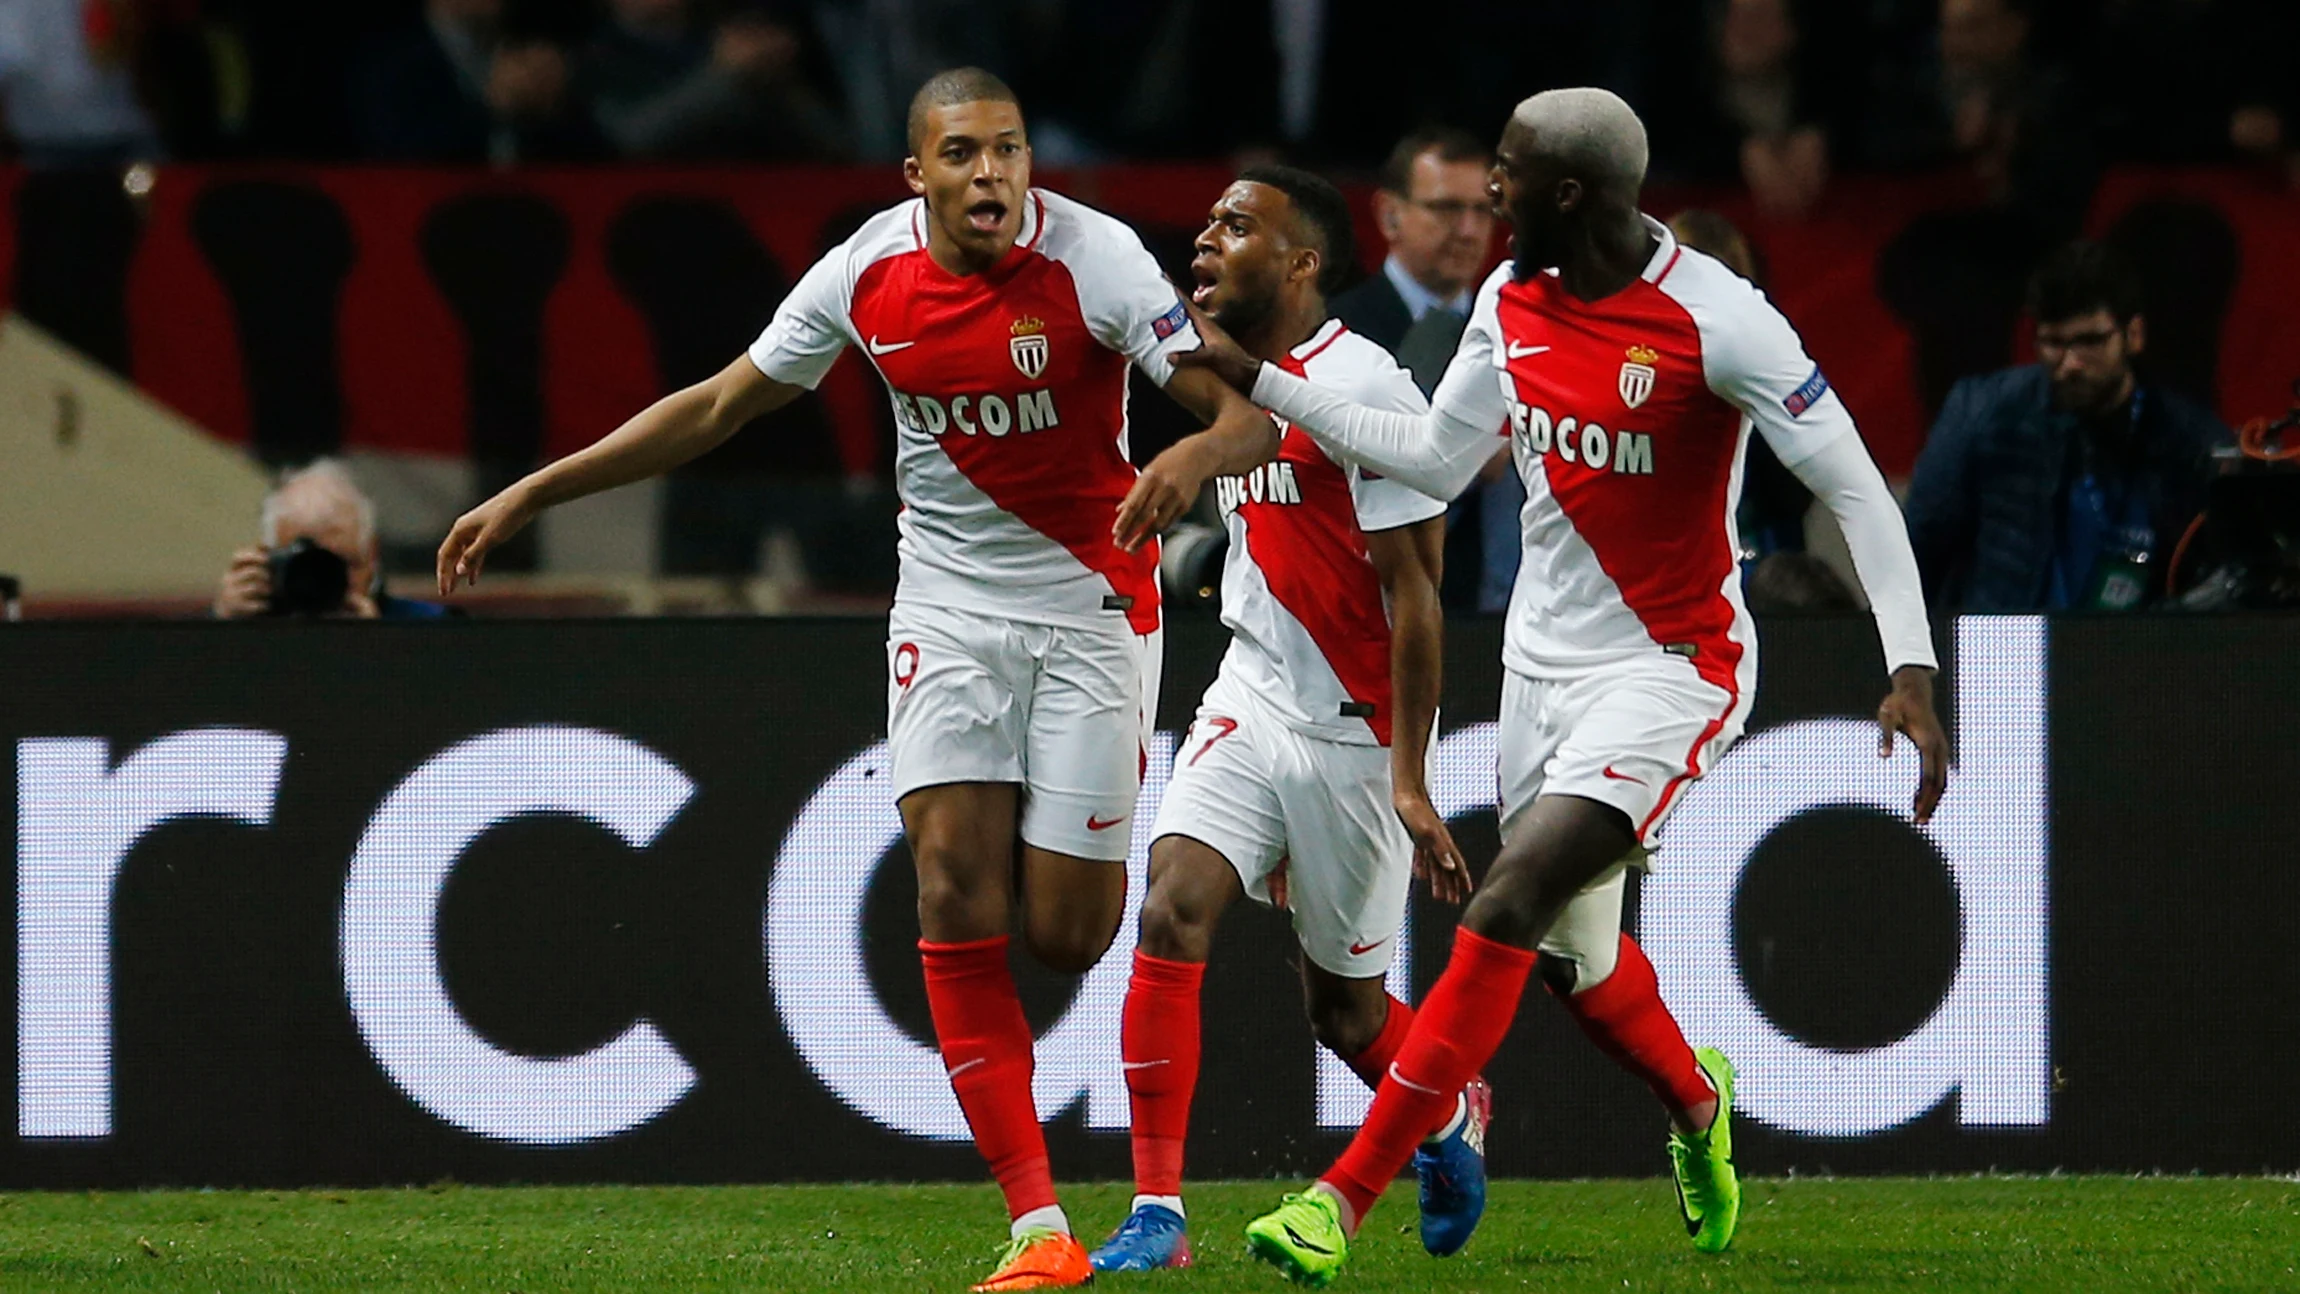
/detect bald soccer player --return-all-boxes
[439,68,1277,1292]
[1154,88,1949,1282]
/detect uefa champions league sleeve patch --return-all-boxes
[1152,299,1189,341]
[1784,365,1831,418]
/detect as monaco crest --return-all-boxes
[1619,344,1658,410]
[1010,315,1049,380]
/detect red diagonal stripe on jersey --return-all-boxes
[1236,418,1396,745]
[1497,281,1744,697]
[864,251,1160,633]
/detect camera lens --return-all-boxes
[1157,522,1228,612]
[267,539,350,616]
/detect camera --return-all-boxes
[266,538,350,616]
[1157,521,1229,611]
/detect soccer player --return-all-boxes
[1160,88,1951,1285]
[436,68,1278,1293]
[1088,167,1484,1275]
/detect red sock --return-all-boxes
[1323,928,1533,1224]
[920,936,1057,1221]
[1337,995,1416,1090]
[1121,951,1205,1197]
[1546,934,1715,1118]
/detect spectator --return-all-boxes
[1646,0,1839,218]
[214,460,452,619]
[1712,0,1830,218]
[1864,0,2099,230]
[1330,127,1492,352]
[351,0,602,164]
[1901,241,2229,613]
[1874,0,2106,422]
[585,0,846,161]
[1330,128,1513,612]
[0,0,162,164]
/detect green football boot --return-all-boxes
[1245,1190,1350,1287]
[1668,1046,1741,1254]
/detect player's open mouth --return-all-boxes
[1190,261,1220,305]
[965,200,1006,233]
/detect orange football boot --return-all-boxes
[971,1227,1094,1290]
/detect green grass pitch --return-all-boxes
[3,1177,2295,1291]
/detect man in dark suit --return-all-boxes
[1332,127,1494,355]
[1331,128,1509,611]
[1902,240,2229,612]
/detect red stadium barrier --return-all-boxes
[1,164,2292,479]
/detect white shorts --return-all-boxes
[1498,660,1744,984]
[1152,675,1410,978]
[1497,660,1746,853]
[885,599,1161,863]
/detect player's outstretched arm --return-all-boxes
[1112,365,1277,552]
[1172,302,1500,501]
[437,354,803,593]
[1782,431,1951,822]
[1368,516,1470,903]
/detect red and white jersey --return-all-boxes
[747,188,1199,635]
[1252,215,1936,707]
[1210,321,1445,747]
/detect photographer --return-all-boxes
[1901,241,2229,614]
[214,461,451,620]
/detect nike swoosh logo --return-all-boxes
[867,335,916,355]
[1506,342,1551,359]
[1282,1224,1335,1256]
[1348,938,1388,956]
[1086,814,1129,831]
[1674,1175,1701,1235]
[946,1057,987,1078]
[1387,1062,1442,1096]
[1601,765,1648,785]
[1120,1059,1169,1071]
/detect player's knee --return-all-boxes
[1459,881,1543,948]
[1138,884,1218,962]
[912,845,1007,939]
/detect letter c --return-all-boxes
[341,726,698,1145]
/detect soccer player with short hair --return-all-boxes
[1161,88,1951,1284]
[1088,166,1483,1275]
[436,67,1278,1293]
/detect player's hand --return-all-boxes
[213,547,272,619]
[1396,790,1472,905]
[1878,664,1950,824]
[1167,300,1261,394]
[1112,439,1210,553]
[437,484,539,595]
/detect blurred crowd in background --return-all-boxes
[3,0,2297,624]
[2,0,2297,197]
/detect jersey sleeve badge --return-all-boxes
[1150,298,1189,341]
[1784,365,1831,418]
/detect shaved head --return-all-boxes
[1506,87,1649,198]
[907,66,1021,155]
